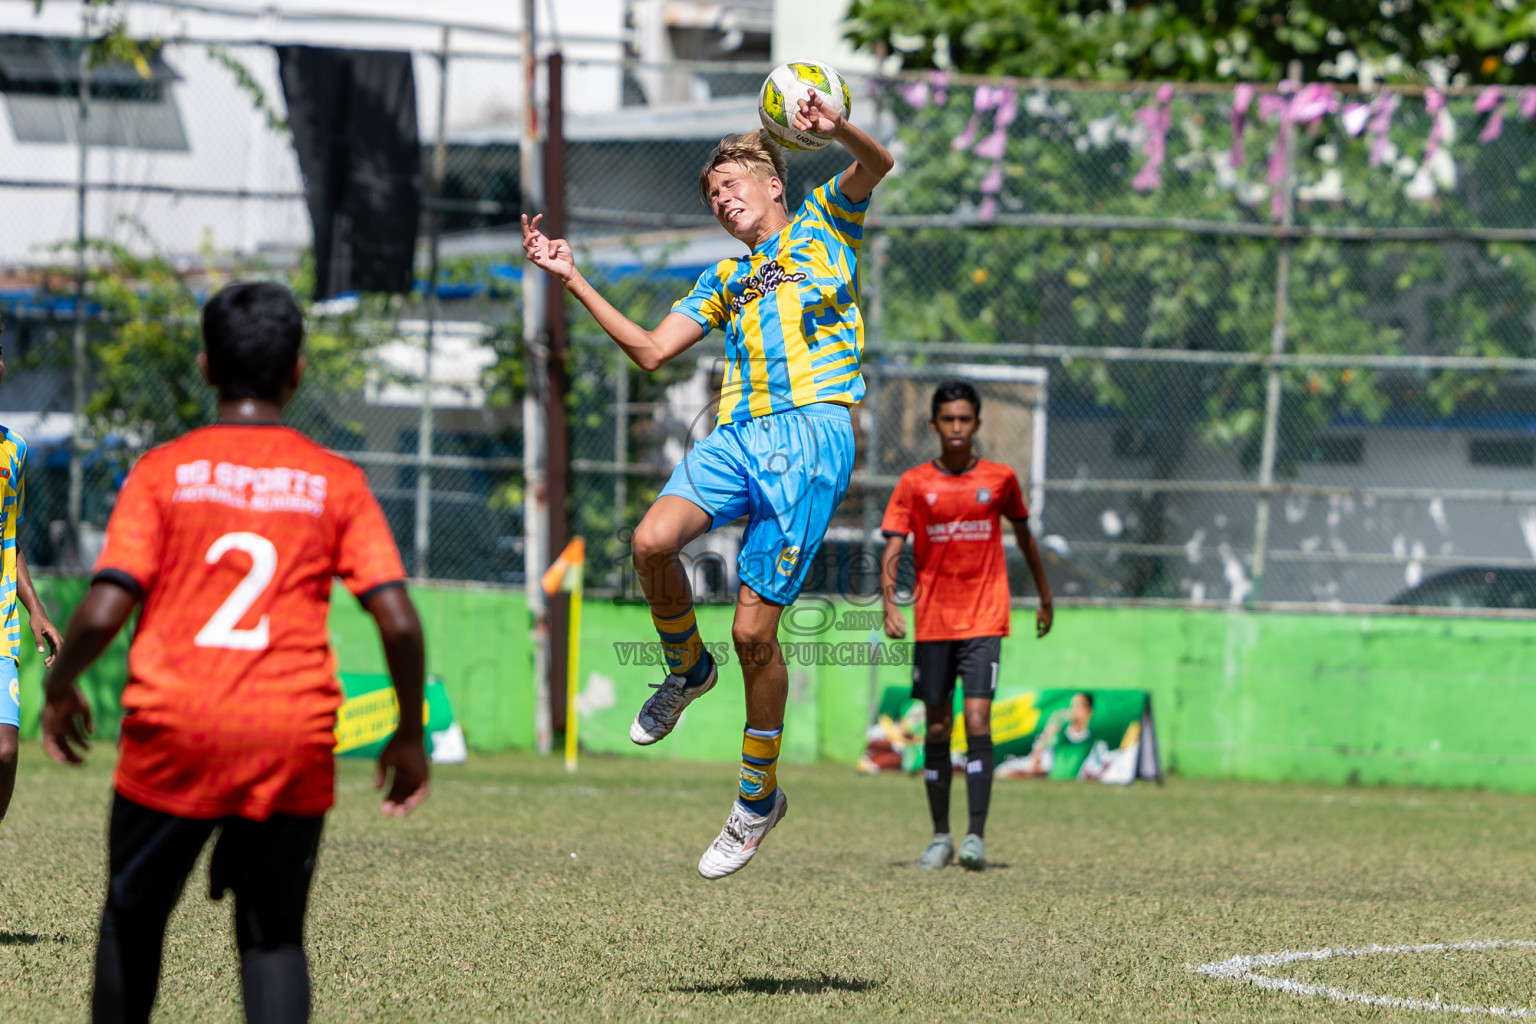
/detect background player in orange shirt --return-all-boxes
[879,380,1053,872]
[39,282,429,1024]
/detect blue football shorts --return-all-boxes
[659,402,855,605]
[0,656,18,729]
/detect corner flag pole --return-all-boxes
[541,538,586,772]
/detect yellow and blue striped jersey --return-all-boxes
[673,173,870,425]
[0,428,25,663]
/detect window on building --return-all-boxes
[1468,437,1535,468]
[0,35,188,150]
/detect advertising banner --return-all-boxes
[335,673,463,762]
[860,686,1160,785]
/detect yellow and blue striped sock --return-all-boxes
[739,725,782,814]
[652,605,710,686]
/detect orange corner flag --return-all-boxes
[541,537,586,596]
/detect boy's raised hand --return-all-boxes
[521,214,577,283]
[794,88,845,137]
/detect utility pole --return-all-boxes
[67,5,92,565]
[521,0,552,753]
[414,26,451,579]
[543,51,571,736]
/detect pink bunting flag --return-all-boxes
[1475,86,1504,142]
[1257,92,1295,218]
[952,85,1005,151]
[978,196,997,222]
[978,162,1004,194]
[899,80,928,109]
[1131,86,1173,192]
[1367,93,1397,167]
[1341,102,1371,137]
[1424,89,1448,160]
[930,70,948,106]
[1521,88,1536,121]
[1230,83,1255,167]
[971,88,1016,160]
[951,115,979,151]
[1290,82,1336,125]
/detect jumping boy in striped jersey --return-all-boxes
[0,316,63,831]
[522,92,892,878]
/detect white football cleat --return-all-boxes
[629,657,717,745]
[697,788,788,880]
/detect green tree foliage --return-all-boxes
[845,0,1536,85]
[33,242,390,464]
[844,3,1536,595]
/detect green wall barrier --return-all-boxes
[17,576,1536,793]
[16,578,533,754]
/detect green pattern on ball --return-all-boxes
[762,79,789,127]
[789,62,832,94]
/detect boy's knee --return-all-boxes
[962,709,990,735]
[0,729,17,769]
[731,617,775,649]
[630,520,677,570]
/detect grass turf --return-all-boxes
[2,750,1535,1022]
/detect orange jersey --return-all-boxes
[93,425,406,820]
[881,459,1029,641]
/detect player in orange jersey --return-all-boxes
[40,282,429,1024]
[880,380,1053,872]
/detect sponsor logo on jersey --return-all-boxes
[728,259,809,314]
[975,486,991,504]
[739,764,769,798]
[924,492,937,506]
[776,546,801,576]
[924,520,995,541]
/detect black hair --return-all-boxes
[1074,691,1094,711]
[930,379,981,420]
[202,281,303,402]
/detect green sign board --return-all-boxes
[862,686,1160,785]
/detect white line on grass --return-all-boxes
[1194,939,1536,1017]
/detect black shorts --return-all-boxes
[911,635,1002,705]
[104,793,325,950]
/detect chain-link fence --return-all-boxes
[563,62,1536,611]
[7,41,1536,610]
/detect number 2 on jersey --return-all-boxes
[194,532,277,650]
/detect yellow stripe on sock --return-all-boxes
[652,606,705,675]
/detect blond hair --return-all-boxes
[697,130,789,213]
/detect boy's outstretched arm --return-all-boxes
[1012,521,1054,638]
[40,580,138,763]
[796,91,895,203]
[362,584,430,817]
[16,551,60,666]
[521,215,705,372]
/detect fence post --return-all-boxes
[613,346,629,584]
[67,8,92,564]
[414,26,451,580]
[1250,63,1301,600]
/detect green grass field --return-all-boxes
[3,750,1535,1022]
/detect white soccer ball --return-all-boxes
[758,61,851,152]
